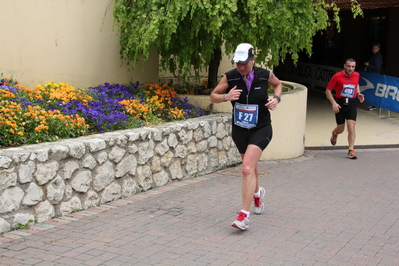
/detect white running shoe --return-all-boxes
[253,187,265,214]
[231,212,249,230]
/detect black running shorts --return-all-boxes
[335,102,357,125]
[232,123,273,154]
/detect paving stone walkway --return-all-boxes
[0,148,398,266]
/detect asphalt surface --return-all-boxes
[0,146,398,266]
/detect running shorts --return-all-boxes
[231,123,273,154]
[335,102,357,125]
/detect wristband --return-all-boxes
[273,95,281,103]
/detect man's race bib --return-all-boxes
[234,103,259,129]
[340,84,356,98]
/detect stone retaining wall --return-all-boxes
[0,114,241,233]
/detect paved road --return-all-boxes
[0,148,398,266]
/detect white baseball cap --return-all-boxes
[231,43,255,64]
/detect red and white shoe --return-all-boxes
[253,187,265,214]
[231,212,249,230]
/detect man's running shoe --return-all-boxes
[330,132,338,146]
[347,149,357,159]
[231,212,249,230]
[365,106,376,111]
[253,187,265,215]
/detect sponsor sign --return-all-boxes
[359,71,399,113]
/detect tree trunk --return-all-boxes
[207,47,222,89]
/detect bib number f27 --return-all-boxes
[234,103,259,129]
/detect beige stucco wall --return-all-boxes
[261,82,307,160]
[0,0,158,88]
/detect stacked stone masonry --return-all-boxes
[0,114,241,233]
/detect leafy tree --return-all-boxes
[113,0,362,89]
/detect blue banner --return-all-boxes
[359,71,399,113]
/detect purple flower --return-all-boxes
[171,97,206,118]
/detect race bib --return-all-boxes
[340,84,356,98]
[233,103,259,129]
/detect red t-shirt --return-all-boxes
[327,71,360,98]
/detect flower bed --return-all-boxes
[0,78,206,148]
